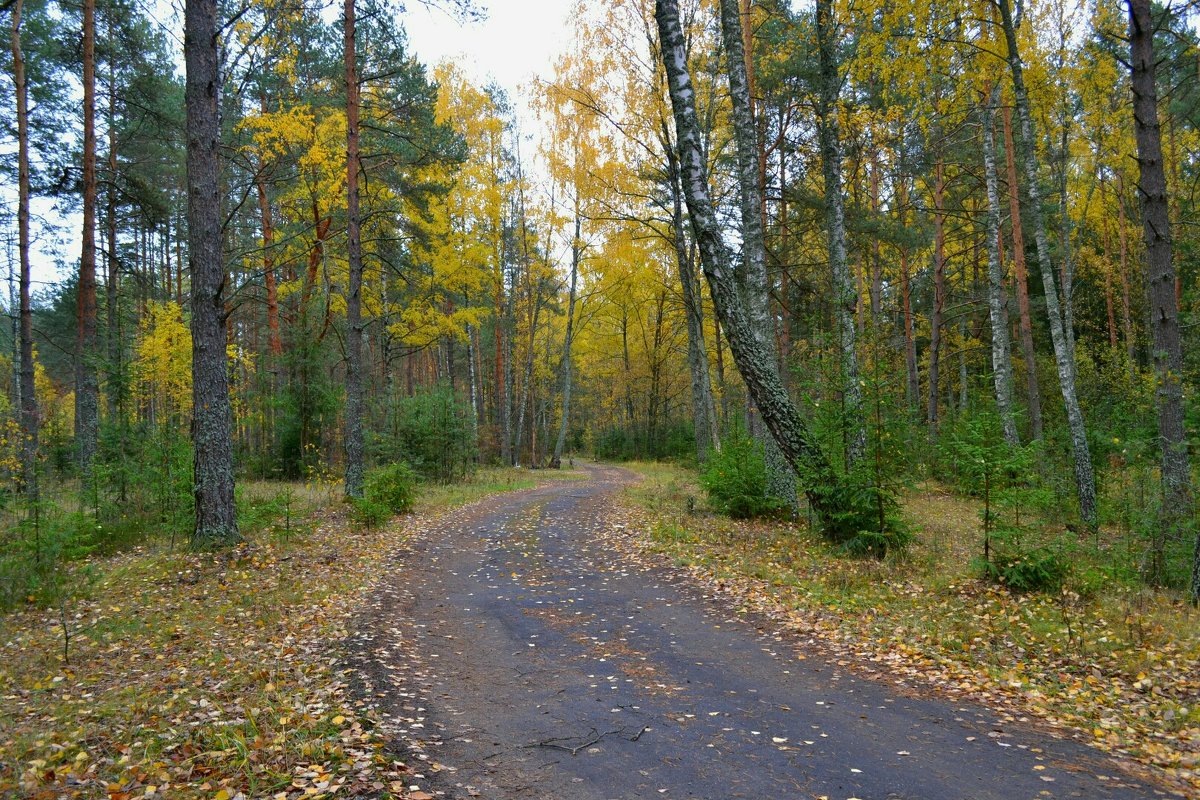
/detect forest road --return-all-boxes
[350,464,1173,800]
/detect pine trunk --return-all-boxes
[343,0,365,498]
[185,0,239,545]
[10,0,37,500]
[1128,0,1195,597]
[1002,106,1043,440]
[77,0,99,480]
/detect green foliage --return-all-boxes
[348,496,390,530]
[370,383,476,482]
[593,420,695,464]
[975,534,1069,593]
[365,462,418,514]
[700,433,787,519]
[0,503,99,610]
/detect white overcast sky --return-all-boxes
[404,1,570,103]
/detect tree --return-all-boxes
[185,0,238,546]
[343,0,364,498]
[9,0,37,501]
[76,0,99,480]
[656,0,844,529]
[981,84,1019,446]
[1127,0,1194,598]
[997,0,1096,526]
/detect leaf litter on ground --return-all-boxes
[613,461,1200,797]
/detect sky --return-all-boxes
[403,0,570,103]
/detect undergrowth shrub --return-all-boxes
[975,534,1069,592]
[348,496,390,530]
[365,462,418,514]
[700,434,787,519]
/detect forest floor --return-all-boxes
[0,467,573,800]
[345,462,1187,800]
[3,462,1196,799]
[619,461,1200,796]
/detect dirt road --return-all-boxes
[350,465,1170,799]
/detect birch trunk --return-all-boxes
[983,87,1020,445]
[656,0,844,525]
[185,0,239,545]
[668,147,719,463]
[551,216,581,468]
[998,0,1096,525]
[718,0,794,501]
[815,0,864,464]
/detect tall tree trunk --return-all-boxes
[998,0,1096,525]
[927,157,946,433]
[897,180,919,413]
[1002,106,1043,440]
[551,215,581,468]
[10,0,37,500]
[1129,0,1194,597]
[815,0,863,464]
[105,39,121,421]
[657,0,850,529]
[719,0,794,502]
[76,0,99,480]
[667,144,718,462]
[343,0,365,498]
[983,89,1019,445]
[185,0,239,545]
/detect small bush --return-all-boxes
[365,462,418,514]
[348,496,390,530]
[975,534,1069,592]
[700,434,787,519]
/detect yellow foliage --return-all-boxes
[134,301,193,419]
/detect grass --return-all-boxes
[620,461,1200,794]
[0,466,567,799]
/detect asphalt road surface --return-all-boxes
[350,465,1173,800]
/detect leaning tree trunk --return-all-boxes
[1128,0,1195,599]
[814,0,864,464]
[10,0,37,501]
[998,0,1096,526]
[551,215,581,469]
[656,0,845,527]
[666,141,719,463]
[76,0,99,481]
[185,0,239,546]
[343,0,365,498]
[982,85,1020,445]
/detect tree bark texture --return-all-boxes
[1128,0,1195,597]
[982,86,1020,445]
[185,0,239,545]
[343,0,365,498]
[76,0,99,479]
